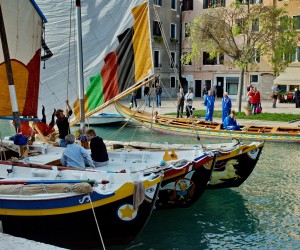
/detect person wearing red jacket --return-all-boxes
[248,86,261,114]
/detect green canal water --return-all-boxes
[91,125,300,250]
[1,121,299,249]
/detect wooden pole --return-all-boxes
[0,5,21,133]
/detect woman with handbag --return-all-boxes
[185,87,194,118]
[248,87,261,115]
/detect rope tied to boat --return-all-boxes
[88,193,106,250]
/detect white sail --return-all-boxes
[0,0,45,117]
[36,0,153,121]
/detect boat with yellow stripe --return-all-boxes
[103,139,265,189]
[0,161,162,248]
[115,102,300,143]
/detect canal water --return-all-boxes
[1,122,299,249]
[92,125,300,250]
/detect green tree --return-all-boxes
[186,3,298,112]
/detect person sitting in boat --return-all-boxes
[34,105,56,137]
[221,92,232,122]
[60,134,95,169]
[185,87,194,118]
[55,100,73,147]
[204,89,215,122]
[223,110,240,131]
[85,128,109,167]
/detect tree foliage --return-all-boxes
[185,3,298,112]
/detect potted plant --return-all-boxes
[153,35,163,44]
[244,105,253,116]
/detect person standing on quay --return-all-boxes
[185,87,194,118]
[155,82,162,107]
[272,84,279,108]
[221,92,232,122]
[248,86,261,115]
[177,88,185,118]
[202,84,208,104]
[204,90,215,121]
[130,91,137,108]
[144,83,151,107]
[294,88,300,108]
[211,83,217,100]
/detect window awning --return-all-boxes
[273,63,300,85]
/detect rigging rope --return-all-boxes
[88,193,106,250]
[152,5,202,141]
[153,6,182,89]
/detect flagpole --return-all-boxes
[0,5,21,133]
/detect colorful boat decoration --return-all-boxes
[1,140,217,209]
[0,161,163,249]
[208,141,264,189]
[115,102,300,143]
[103,140,265,190]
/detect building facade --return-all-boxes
[180,0,300,99]
[146,0,300,100]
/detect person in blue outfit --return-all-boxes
[221,92,232,122]
[60,134,95,169]
[204,89,215,121]
[223,110,240,130]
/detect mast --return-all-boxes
[75,0,85,132]
[0,5,21,133]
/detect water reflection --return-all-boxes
[118,189,259,250]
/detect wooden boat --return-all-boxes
[115,102,300,143]
[103,139,265,189]
[2,137,217,209]
[0,0,161,248]
[78,113,126,126]
[0,160,162,249]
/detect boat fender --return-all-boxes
[160,160,166,166]
[13,134,28,146]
